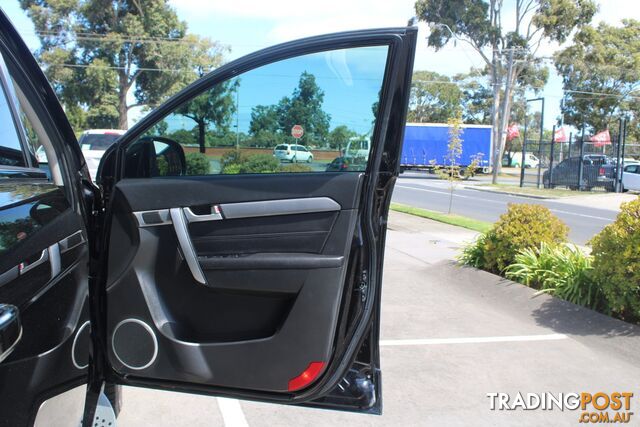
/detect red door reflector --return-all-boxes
[287,361,325,392]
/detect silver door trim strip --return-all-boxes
[169,208,207,285]
[220,197,340,219]
[48,243,61,279]
[59,230,85,253]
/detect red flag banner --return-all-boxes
[590,130,611,147]
[506,124,520,141]
[554,127,568,143]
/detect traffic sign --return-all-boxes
[291,125,304,139]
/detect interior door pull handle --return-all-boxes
[183,206,223,223]
[169,208,207,285]
[18,249,49,275]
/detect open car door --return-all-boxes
[90,27,416,417]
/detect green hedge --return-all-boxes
[590,198,640,323]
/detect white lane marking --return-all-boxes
[217,397,249,427]
[380,334,568,346]
[396,185,616,221]
[549,208,613,222]
[395,185,503,204]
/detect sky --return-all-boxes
[2,0,638,131]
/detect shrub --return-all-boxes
[482,203,569,273]
[185,152,210,175]
[458,233,489,268]
[241,154,280,173]
[220,150,243,169]
[505,243,603,309]
[589,197,640,322]
[220,150,280,174]
[279,163,313,173]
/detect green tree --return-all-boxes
[408,71,463,123]
[249,72,331,147]
[277,72,331,145]
[328,125,357,150]
[554,20,640,140]
[175,79,238,153]
[20,0,227,131]
[415,0,595,183]
[454,70,492,125]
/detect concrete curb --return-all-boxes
[462,185,557,200]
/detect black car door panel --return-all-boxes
[89,26,416,416]
[104,172,361,391]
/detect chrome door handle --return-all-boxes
[19,249,48,275]
[183,206,223,223]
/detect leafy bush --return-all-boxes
[505,243,603,309]
[458,233,489,268]
[242,154,280,173]
[589,197,640,322]
[482,204,569,272]
[220,150,280,174]
[185,152,210,175]
[279,163,313,173]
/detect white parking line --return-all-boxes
[217,397,249,427]
[380,333,568,346]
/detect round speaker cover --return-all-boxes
[72,321,91,369]
[112,319,158,370]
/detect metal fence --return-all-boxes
[518,120,632,192]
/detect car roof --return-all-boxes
[82,129,126,135]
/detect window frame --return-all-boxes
[0,53,31,170]
[110,30,402,182]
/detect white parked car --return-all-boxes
[622,163,640,191]
[78,129,126,179]
[273,143,313,162]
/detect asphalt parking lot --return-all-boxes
[109,211,640,426]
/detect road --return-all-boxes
[392,172,619,244]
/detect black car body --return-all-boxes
[0,8,417,426]
[543,155,616,191]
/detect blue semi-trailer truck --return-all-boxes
[400,123,493,173]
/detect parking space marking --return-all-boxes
[380,334,568,346]
[217,397,249,427]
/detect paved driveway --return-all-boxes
[115,211,640,426]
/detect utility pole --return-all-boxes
[492,49,515,184]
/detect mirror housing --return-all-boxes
[124,136,186,179]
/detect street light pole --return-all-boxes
[235,89,240,151]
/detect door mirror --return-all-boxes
[124,136,186,178]
[0,304,21,363]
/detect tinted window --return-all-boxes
[130,45,388,176]
[0,83,25,167]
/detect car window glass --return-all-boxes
[0,82,26,168]
[129,45,388,176]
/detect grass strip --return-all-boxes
[390,203,492,233]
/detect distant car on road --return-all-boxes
[543,155,615,191]
[273,143,313,162]
[78,129,125,179]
